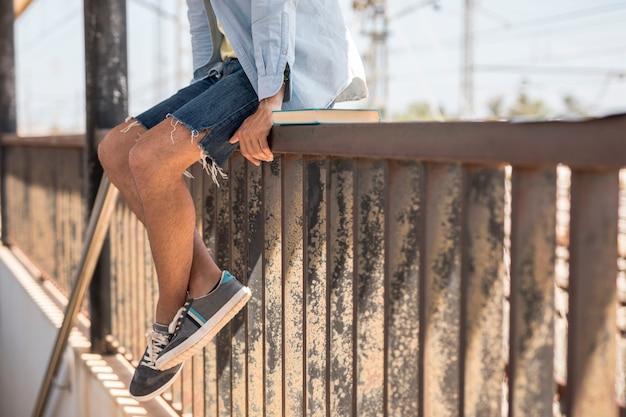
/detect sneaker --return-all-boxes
[129,325,184,401]
[155,270,251,370]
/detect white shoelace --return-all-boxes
[142,331,169,370]
[141,305,188,370]
[168,304,189,334]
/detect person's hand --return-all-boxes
[230,86,284,166]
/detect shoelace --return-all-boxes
[141,331,169,370]
[140,303,189,370]
[168,302,190,335]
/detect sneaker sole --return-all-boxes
[156,287,251,370]
[130,363,184,402]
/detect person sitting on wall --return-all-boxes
[97,0,367,401]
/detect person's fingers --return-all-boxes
[257,136,274,160]
[238,136,264,166]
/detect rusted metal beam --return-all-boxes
[0,0,16,245]
[462,164,505,416]
[386,160,422,416]
[508,167,556,417]
[84,0,128,355]
[0,0,16,135]
[422,162,463,417]
[270,114,626,169]
[355,158,387,416]
[281,154,305,416]
[328,158,356,416]
[566,169,618,417]
[0,133,85,148]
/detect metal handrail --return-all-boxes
[31,175,119,417]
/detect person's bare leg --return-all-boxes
[98,119,222,324]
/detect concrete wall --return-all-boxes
[0,245,176,417]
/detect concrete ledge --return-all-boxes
[0,244,178,417]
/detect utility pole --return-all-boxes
[353,0,389,118]
[354,0,442,118]
[461,0,474,117]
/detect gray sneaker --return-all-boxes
[155,270,251,370]
[129,326,184,401]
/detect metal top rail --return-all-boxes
[4,113,625,168]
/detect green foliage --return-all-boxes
[395,90,588,122]
[392,102,451,121]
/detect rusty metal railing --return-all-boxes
[31,175,118,417]
[2,115,626,416]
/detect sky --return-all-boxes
[13,0,626,134]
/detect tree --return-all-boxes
[392,102,449,121]
[507,91,551,118]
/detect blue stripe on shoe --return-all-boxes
[187,307,206,328]
[222,270,234,283]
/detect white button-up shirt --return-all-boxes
[187,0,368,110]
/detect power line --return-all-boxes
[476,64,626,77]
[490,2,626,33]
[407,2,626,50]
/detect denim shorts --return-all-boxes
[134,58,259,180]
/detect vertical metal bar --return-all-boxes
[385,160,422,417]
[264,157,284,417]
[230,153,248,417]
[0,0,16,244]
[83,0,128,354]
[355,158,386,416]
[329,158,356,416]
[32,176,119,417]
[508,167,555,417]
[247,161,264,417]
[216,159,233,417]
[304,157,329,417]
[566,169,618,417]
[202,167,219,415]
[462,165,505,416]
[282,155,305,416]
[422,162,462,417]
[190,163,205,417]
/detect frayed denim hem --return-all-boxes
[166,114,228,187]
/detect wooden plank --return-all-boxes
[567,169,618,417]
[508,167,556,417]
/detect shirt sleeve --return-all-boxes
[251,0,297,101]
[187,0,212,76]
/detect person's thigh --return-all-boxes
[168,59,259,170]
[133,76,219,130]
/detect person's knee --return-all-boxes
[98,129,125,174]
[128,139,158,186]
[98,120,145,176]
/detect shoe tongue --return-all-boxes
[153,322,170,336]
